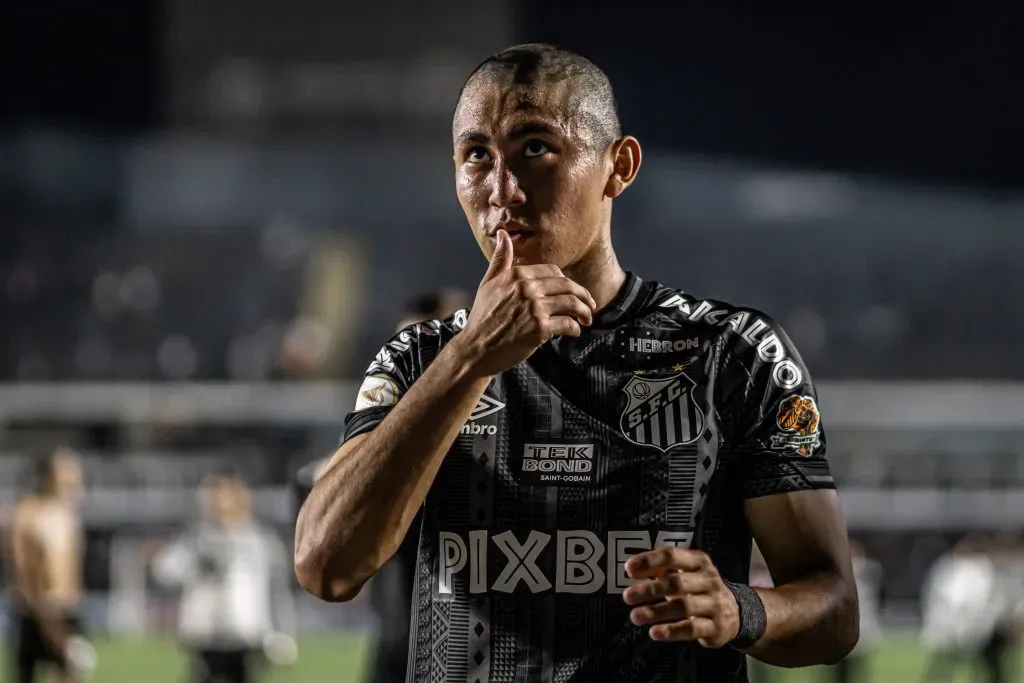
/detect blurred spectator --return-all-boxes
[919,534,1003,683]
[151,473,296,683]
[7,447,94,683]
[985,531,1024,683]
[393,288,471,331]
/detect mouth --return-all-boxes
[492,222,536,244]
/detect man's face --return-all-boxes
[453,78,615,268]
[203,477,251,523]
[51,452,84,500]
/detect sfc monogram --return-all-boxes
[619,373,705,452]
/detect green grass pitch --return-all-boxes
[0,633,1016,682]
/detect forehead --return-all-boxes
[453,78,578,143]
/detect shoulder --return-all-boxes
[354,308,469,411]
[12,497,39,529]
[648,285,793,351]
[365,308,468,375]
[647,283,811,393]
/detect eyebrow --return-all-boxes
[455,121,560,146]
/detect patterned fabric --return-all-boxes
[342,273,834,683]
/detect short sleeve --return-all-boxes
[340,311,466,445]
[719,316,834,499]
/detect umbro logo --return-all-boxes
[470,395,505,421]
[461,395,504,437]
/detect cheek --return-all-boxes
[456,173,486,210]
[551,173,600,222]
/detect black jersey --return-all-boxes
[342,273,834,683]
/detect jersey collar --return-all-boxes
[592,271,649,328]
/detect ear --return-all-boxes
[604,136,642,199]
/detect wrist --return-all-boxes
[441,333,494,384]
[723,580,767,650]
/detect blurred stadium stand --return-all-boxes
[1,1,1021,680]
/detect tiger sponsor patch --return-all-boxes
[769,395,821,456]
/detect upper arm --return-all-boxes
[327,315,462,468]
[10,507,43,587]
[745,490,852,586]
[718,314,851,583]
[336,320,440,445]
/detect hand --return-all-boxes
[65,635,98,677]
[40,618,69,654]
[454,229,597,378]
[622,547,741,648]
[263,632,299,666]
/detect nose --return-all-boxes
[488,160,526,209]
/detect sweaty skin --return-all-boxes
[11,451,85,681]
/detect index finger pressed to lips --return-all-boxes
[625,547,709,578]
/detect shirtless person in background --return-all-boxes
[8,447,93,683]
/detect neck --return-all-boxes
[36,491,67,505]
[564,239,627,311]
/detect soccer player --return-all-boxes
[919,535,1001,683]
[8,448,94,683]
[152,473,297,683]
[295,44,859,682]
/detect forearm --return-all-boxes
[294,338,490,601]
[744,569,859,667]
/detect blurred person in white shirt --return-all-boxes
[920,534,1003,682]
[983,532,1024,683]
[151,473,297,683]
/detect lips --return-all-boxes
[506,229,534,243]
[491,222,535,242]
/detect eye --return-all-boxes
[523,140,551,158]
[466,147,491,163]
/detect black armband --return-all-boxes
[723,580,767,650]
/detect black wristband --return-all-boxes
[723,580,767,650]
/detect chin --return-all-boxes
[510,239,554,265]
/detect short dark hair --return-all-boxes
[456,43,622,148]
[31,453,58,493]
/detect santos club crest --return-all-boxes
[619,373,705,452]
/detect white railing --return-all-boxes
[0,380,1021,429]
[1,381,1022,529]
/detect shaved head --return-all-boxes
[452,42,642,288]
[455,43,622,149]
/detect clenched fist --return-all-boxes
[454,229,597,378]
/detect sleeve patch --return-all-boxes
[354,374,402,411]
[769,395,822,457]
